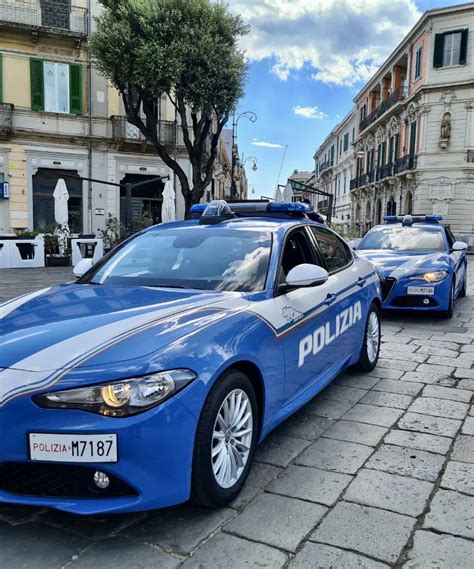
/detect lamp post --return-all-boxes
[231,111,257,198]
[242,156,258,172]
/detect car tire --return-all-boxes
[440,279,455,319]
[191,369,259,507]
[354,302,381,372]
[459,271,467,298]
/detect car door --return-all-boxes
[271,227,351,404]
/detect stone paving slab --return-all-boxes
[407,397,469,420]
[451,434,474,463]
[423,489,474,540]
[365,444,445,482]
[342,403,404,427]
[181,533,287,569]
[311,501,416,564]
[344,468,433,516]
[296,437,373,474]
[225,493,326,553]
[360,391,413,409]
[383,429,452,455]
[254,434,310,468]
[289,542,389,568]
[323,419,388,447]
[461,415,474,435]
[441,460,474,495]
[267,465,352,506]
[372,378,423,396]
[422,384,473,402]
[404,530,474,568]
[398,412,461,437]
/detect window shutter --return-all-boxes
[30,59,44,111]
[460,29,469,65]
[433,33,444,68]
[394,133,400,160]
[69,64,82,115]
[0,53,3,104]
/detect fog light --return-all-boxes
[423,298,430,305]
[94,471,110,489]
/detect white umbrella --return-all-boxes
[161,179,176,223]
[283,182,294,202]
[53,178,69,228]
[274,186,283,203]
[53,178,69,255]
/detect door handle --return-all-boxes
[324,293,337,305]
[357,276,367,287]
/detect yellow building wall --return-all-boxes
[0,144,28,230]
[2,55,30,108]
[108,84,121,116]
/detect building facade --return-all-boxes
[350,3,474,240]
[311,111,356,233]
[0,0,239,235]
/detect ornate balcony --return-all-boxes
[319,158,334,174]
[0,0,87,36]
[0,103,13,140]
[111,116,176,148]
[359,87,407,133]
[394,154,417,174]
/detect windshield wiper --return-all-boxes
[147,284,195,290]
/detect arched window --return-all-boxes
[376,198,383,224]
[404,191,413,214]
[386,196,397,216]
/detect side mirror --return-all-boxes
[286,263,329,289]
[452,241,468,252]
[348,240,357,250]
[73,258,94,278]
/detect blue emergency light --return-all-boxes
[384,215,443,226]
[190,200,314,216]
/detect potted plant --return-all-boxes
[43,224,71,267]
[97,214,124,253]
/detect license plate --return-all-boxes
[29,433,117,463]
[407,286,435,296]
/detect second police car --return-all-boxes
[0,201,381,514]
[354,214,468,318]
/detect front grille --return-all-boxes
[0,462,137,499]
[391,296,439,308]
[381,277,396,301]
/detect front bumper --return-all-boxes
[0,390,198,514]
[381,274,451,311]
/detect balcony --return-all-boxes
[0,103,13,140]
[359,87,407,132]
[0,0,87,36]
[394,154,417,174]
[319,158,334,174]
[350,174,368,190]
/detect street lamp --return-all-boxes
[242,156,258,172]
[231,111,257,197]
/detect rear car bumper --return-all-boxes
[0,392,198,514]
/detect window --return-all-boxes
[30,59,82,114]
[352,127,355,141]
[414,45,422,79]
[433,29,469,68]
[310,226,352,273]
[330,145,335,165]
[358,226,446,252]
[279,230,314,284]
[343,132,349,152]
[360,104,367,121]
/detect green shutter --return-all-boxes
[30,58,44,111]
[433,33,444,68]
[460,29,469,65]
[0,53,3,104]
[69,64,82,115]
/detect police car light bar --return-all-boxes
[384,215,443,226]
[190,200,314,216]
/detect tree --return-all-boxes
[91,0,248,214]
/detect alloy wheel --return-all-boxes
[366,310,380,363]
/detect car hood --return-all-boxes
[356,249,449,278]
[0,283,248,373]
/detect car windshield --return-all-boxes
[81,226,272,292]
[358,226,446,252]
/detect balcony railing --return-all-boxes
[111,116,178,147]
[319,158,334,173]
[359,87,407,132]
[0,103,13,140]
[0,0,87,35]
[394,154,417,174]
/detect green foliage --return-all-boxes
[91,0,249,210]
[16,229,38,239]
[97,214,123,248]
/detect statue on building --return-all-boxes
[440,113,451,140]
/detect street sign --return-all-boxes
[0,182,9,199]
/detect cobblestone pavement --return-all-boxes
[1,266,474,568]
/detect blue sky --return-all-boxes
[229,0,463,198]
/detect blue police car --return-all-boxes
[355,215,468,318]
[0,201,381,514]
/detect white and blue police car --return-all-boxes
[354,215,468,318]
[0,200,381,514]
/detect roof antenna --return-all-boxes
[275,144,288,196]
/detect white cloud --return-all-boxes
[231,0,421,86]
[251,139,283,148]
[293,105,327,120]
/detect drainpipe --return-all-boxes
[86,0,93,233]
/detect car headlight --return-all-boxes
[408,270,449,283]
[33,369,196,417]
